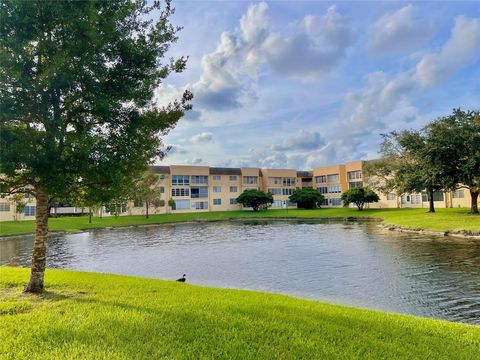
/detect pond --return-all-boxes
[1,220,479,324]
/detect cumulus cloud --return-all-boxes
[369,4,431,55]
[414,16,480,86]
[191,132,213,143]
[263,6,353,78]
[340,15,480,138]
[272,130,325,151]
[191,2,353,111]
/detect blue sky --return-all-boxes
[155,1,480,170]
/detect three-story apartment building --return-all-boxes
[0,160,474,221]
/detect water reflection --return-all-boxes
[1,220,479,324]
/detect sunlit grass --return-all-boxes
[0,208,478,236]
[1,267,478,359]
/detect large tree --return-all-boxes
[289,188,324,209]
[425,109,480,214]
[236,189,273,212]
[341,187,379,211]
[365,129,453,213]
[0,0,192,292]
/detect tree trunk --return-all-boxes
[470,188,479,214]
[89,208,92,224]
[428,189,435,213]
[146,202,149,219]
[24,187,49,293]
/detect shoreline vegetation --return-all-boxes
[0,208,479,239]
[1,267,479,359]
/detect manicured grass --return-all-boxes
[0,208,478,236]
[0,267,478,359]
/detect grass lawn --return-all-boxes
[1,267,479,359]
[0,208,478,236]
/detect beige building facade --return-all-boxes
[0,160,474,221]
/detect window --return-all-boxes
[328,198,342,206]
[282,188,294,196]
[230,186,238,192]
[212,175,221,181]
[171,188,190,197]
[229,175,237,181]
[315,175,326,183]
[387,193,396,201]
[230,198,238,205]
[243,176,258,185]
[159,186,165,194]
[421,191,444,202]
[172,175,189,186]
[213,186,222,193]
[24,206,36,216]
[411,194,422,204]
[320,198,329,206]
[213,199,221,205]
[348,181,363,189]
[268,188,282,195]
[317,187,328,194]
[173,199,190,210]
[283,178,296,186]
[192,201,208,210]
[272,200,283,207]
[191,175,208,184]
[191,186,208,198]
[0,203,10,212]
[347,171,362,180]
[133,200,143,207]
[433,192,444,202]
[269,177,282,185]
[327,185,342,193]
[327,174,339,183]
[453,190,464,198]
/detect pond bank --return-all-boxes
[1,208,479,239]
[1,266,479,359]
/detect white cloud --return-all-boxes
[190,2,354,111]
[272,130,325,151]
[191,132,213,143]
[369,5,431,55]
[414,16,480,86]
[340,15,480,139]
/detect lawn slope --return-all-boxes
[1,267,479,359]
[0,208,479,236]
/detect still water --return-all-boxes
[1,220,479,324]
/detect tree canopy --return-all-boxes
[236,189,273,212]
[289,188,324,209]
[0,0,191,292]
[365,109,479,214]
[341,187,379,211]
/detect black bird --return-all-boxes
[176,274,186,282]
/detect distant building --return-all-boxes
[0,160,472,221]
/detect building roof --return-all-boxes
[209,167,242,175]
[297,171,313,177]
[150,166,170,174]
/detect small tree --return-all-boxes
[13,194,27,221]
[131,171,162,219]
[341,187,379,211]
[167,198,176,213]
[289,188,325,209]
[236,189,273,211]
